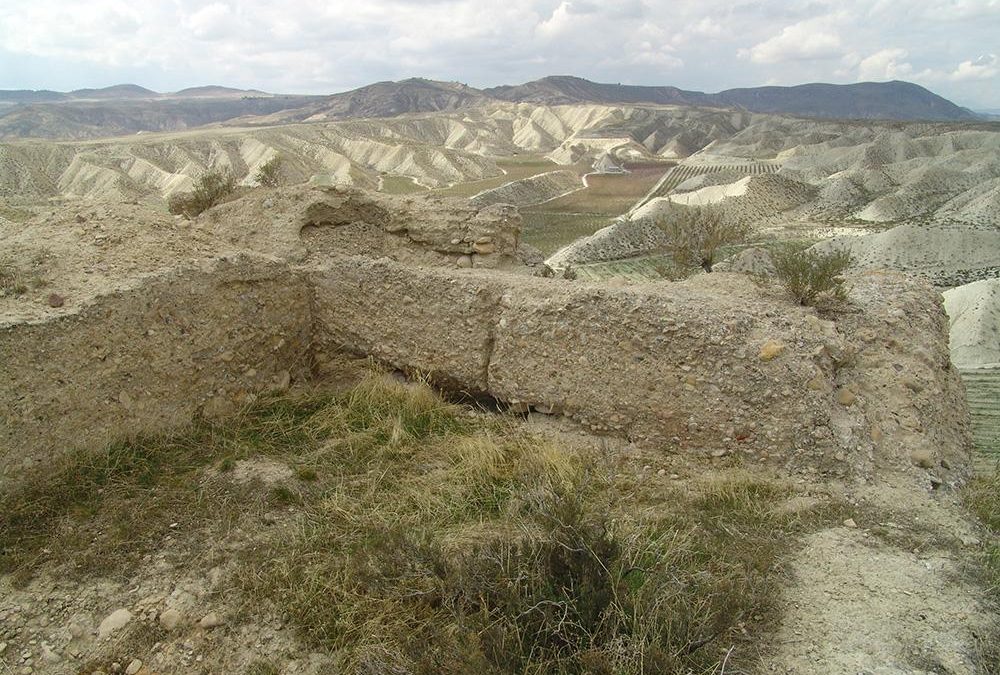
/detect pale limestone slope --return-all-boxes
[944,278,1000,369]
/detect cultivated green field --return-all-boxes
[379,174,426,195]
[434,155,564,198]
[520,212,613,256]
[541,163,672,215]
[521,162,673,255]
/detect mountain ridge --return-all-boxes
[0,76,983,140]
[486,75,978,121]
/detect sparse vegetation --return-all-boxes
[167,169,237,218]
[966,468,1000,596]
[0,372,826,673]
[772,246,853,305]
[964,467,1000,668]
[254,155,283,188]
[0,204,35,223]
[0,261,29,296]
[652,204,752,272]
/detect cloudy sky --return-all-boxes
[1,0,999,109]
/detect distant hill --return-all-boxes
[68,84,158,100]
[0,90,68,104]
[0,96,325,140]
[486,75,713,107]
[487,76,978,122]
[273,78,491,122]
[714,81,977,121]
[0,84,268,103]
[0,76,982,140]
[172,86,271,98]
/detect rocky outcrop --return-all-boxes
[203,186,523,268]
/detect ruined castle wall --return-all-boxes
[309,257,970,477]
[2,253,971,483]
[309,256,833,459]
[310,257,505,391]
[0,254,311,473]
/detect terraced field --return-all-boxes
[431,154,563,198]
[574,254,683,281]
[960,368,1000,472]
[520,162,674,255]
[520,211,613,256]
[379,174,427,194]
[636,161,780,208]
[541,163,673,215]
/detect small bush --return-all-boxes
[652,204,752,272]
[167,169,236,218]
[255,155,283,188]
[772,246,852,305]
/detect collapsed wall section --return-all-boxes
[0,254,311,473]
[309,257,837,460]
[487,279,828,453]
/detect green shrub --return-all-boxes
[652,204,752,272]
[167,169,236,218]
[772,246,852,305]
[255,155,283,188]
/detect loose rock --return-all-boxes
[98,609,132,640]
[199,612,224,629]
[910,447,935,469]
[159,608,183,631]
[836,388,857,407]
[759,340,785,361]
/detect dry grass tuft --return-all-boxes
[1,372,829,673]
[963,468,1000,669]
[0,261,29,296]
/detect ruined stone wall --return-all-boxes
[310,256,972,479]
[0,254,311,474]
[2,254,971,483]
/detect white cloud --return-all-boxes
[0,0,996,107]
[742,16,845,64]
[857,48,913,81]
[948,53,999,81]
[184,3,235,40]
[536,2,574,38]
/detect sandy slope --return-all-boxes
[812,224,1000,287]
[944,278,1000,368]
